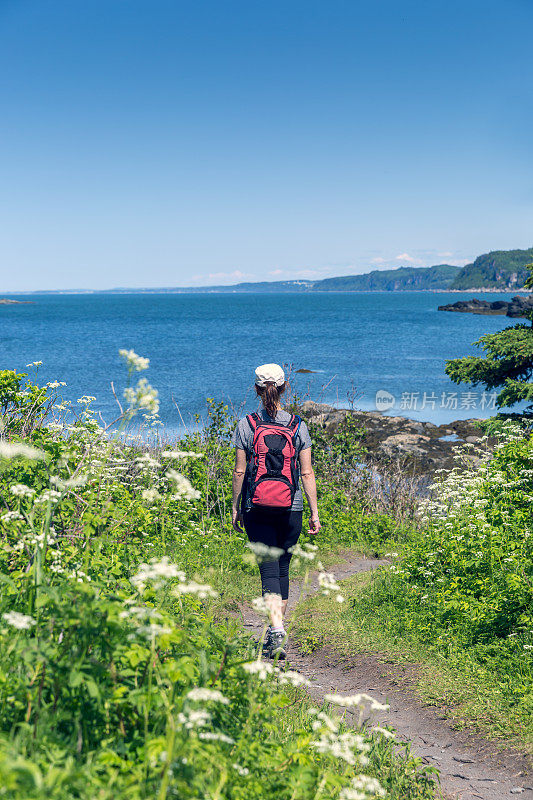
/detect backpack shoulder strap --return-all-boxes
[287,414,302,441]
[246,412,261,435]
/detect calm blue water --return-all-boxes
[0,292,523,430]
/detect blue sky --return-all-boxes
[0,0,532,290]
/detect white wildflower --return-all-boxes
[119,605,163,621]
[308,709,339,732]
[278,669,311,688]
[242,660,275,681]
[340,774,386,799]
[0,442,45,460]
[167,469,200,501]
[197,732,235,744]
[232,763,249,776]
[135,622,173,639]
[186,688,229,705]
[131,557,186,591]
[324,693,389,711]
[247,541,284,561]
[136,453,161,469]
[251,593,282,616]
[9,484,35,497]
[288,542,317,560]
[124,378,159,414]
[318,570,342,596]
[68,570,92,583]
[2,611,36,630]
[162,450,204,459]
[119,348,150,372]
[177,709,211,729]
[141,488,161,505]
[34,490,62,505]
[1,511,24,523]
[50,475,87,490]
[312,729,370,766]
[372,725,396,740]
[174,580,218,599]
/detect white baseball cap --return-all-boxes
[254,363,285,387]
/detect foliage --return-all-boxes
[349,422,533,726]
[449,247,533,290]
[0,368,57,436]
[445,264,533,410]
[0,360,435,799]
[316,264,460,292]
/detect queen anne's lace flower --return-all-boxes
[9,484,35,497]
[34,490,62,505]
[124,378,159,414]
[131,558,186,591]
[0,442,44,460]
[186,688,229,704]
[324,692,389,711]
[119,348,150,372]
[141,488,161,505]
[177,709,211,729]
[1,511,24,522]
[288,542,318,560]
[340,774,386,799]
[162,450,204,459]
[242,660,275,680]
[198,732,235,744]
[277,669,311,688]
[167,470,200,501]
[2,611,36,630]
[247,541,283,561]
[311,729,371,766]
[174,581,218,599]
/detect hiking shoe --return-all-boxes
[262,625,273,654]
[268,631,287,660]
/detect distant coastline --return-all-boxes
[2,245,532,295]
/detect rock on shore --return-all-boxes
[0,298,33,305]
[438,295,533,317]
[300,401,485,475]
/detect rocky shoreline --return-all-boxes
[0,298,33,305]
[438,294,533,317]
[301,401,486,475]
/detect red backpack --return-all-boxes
[242,413,302,511]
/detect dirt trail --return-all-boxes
[240,554,532,800]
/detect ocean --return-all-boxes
[0,291,522,431]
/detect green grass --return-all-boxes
[293,570,533,752]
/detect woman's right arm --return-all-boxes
[232,446,247,532]
[299,448,321,535]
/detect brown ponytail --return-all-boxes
[256,381,286,418]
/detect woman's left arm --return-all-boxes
[299,448,321,535]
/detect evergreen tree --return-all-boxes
[445,265,533,411]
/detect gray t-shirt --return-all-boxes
[232,409,312,511]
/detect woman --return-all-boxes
[232,363,321,659]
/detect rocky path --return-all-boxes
[240,554,532,800]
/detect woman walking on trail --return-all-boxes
[232,363,321,659]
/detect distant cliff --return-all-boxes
[314,264,461,291]
[449,248,533,290]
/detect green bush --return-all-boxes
[352,421,533,711]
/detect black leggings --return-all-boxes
[243,509,303,600]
